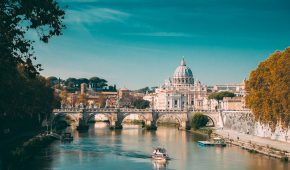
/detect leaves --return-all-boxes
[246,48,290,129]
[0,0,65,76]
[133,99,150,109]
[208,91,235,101]
[191,113,209,130]
[0,0,65,132]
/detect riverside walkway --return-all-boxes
[215,129,290,153]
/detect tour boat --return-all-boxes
[152,148,170,160]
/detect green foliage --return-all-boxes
[0,0,65,77]
[132,99,150,109]
[208,91,235,101]
[47,76,58,86]
[89,77,108,90]
[62,77,114,92]
[191,113,209,130]
[0,0,65,134]
[281,156,289,162]
[246,48,290,129]
[135,87,155,94]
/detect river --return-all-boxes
[22,123,289,170]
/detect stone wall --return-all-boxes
[222,111,290,143]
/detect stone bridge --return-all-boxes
[51,108,223,130]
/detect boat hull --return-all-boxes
[152,155,169,161]
[198,141,226,147]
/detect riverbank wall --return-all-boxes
[213,130,290,161]
[222,111,290,143]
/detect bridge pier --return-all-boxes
[144,121,157,130]
[108,113,123,129]
[179,121,191,130]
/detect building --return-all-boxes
[144,58,217,110]
[118,87,130,99]
[87,92,118,108]
[221,97,247,111]
[212,80,246,97]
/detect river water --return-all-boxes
[24,123,289,170]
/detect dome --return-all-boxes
[172,58,194,85]
[173,58,193,78]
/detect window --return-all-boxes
[174,100,178,105]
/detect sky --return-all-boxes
[32,0,290,89]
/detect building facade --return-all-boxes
[144,58,217,111]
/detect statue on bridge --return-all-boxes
[105,98,110,108]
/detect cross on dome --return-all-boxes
[180,57,186,66]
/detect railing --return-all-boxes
[53,108,250,114]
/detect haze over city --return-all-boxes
[31,0,290,89]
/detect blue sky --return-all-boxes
[33,0,290,89]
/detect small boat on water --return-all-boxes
[152,148,170,161]
[198,137,226,147]
[61,132,73,142]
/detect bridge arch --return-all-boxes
[155,113,183,128]
[86,113,111,124]
[205,115,215,127]
[200,113,217,127]
[120,113,147,124]
[51,112,79,127]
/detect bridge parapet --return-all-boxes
[120,108,153,112]
[53,108,82,113]
[86,108,118,112]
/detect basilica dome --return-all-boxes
[172,58,194,85]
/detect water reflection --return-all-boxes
[152,160,169,170]
[15,122,290,170]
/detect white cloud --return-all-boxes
[65,7,130,23]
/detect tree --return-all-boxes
[136,87,151,93]
[65,78,78,92]
[47,76,58,86]
[208,91,235,101]
[89,77,108,90]
[77,78,89,86]
[191,113,209,130]
[0,0,65,78]
[0,0,65,133]
[107,85,117,92]
[246,48,290,129]
[133,99,150,109]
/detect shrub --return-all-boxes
[191,113,209,130]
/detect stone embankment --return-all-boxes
[214,129,290,161]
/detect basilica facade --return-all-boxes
[144,58,218,111]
